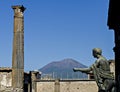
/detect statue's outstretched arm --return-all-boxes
[73,67,92,74]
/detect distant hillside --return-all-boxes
[39,58,88,79]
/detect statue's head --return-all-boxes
[92,48,102,58]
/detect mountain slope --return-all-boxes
[39,58,88,79]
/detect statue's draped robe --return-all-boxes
[91,57,114,91]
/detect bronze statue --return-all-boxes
[73,48,115,92]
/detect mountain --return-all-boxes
[39,58,88,79]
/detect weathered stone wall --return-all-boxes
[109,59,115,76]
[0,60,115,92]
[0,67,12,91]
[36,80,98,92]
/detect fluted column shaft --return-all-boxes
[12,5,25,91]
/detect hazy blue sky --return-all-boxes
[0,0,114,71]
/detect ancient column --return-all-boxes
[12,5,25,92]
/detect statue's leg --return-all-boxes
[104,79,115,92]
[111,87,115,92]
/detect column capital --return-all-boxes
[12,5,26,17]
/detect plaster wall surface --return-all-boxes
[0,68,12,92]
[36,80,98,92]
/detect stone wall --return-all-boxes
[0,60,115,92]
[0,67,12,91]
[109,59,115,76]
[36,80,98,92]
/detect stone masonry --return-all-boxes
[0,67,12,92]
[36,80,98,92]
[12,5,26,92]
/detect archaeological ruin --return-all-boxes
[0,5,115,92]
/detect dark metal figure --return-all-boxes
[73,48,115,92]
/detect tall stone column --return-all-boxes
[12,5,26,92]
